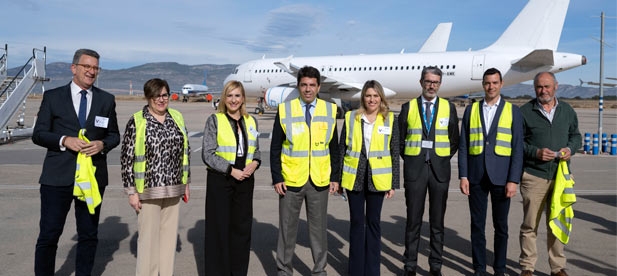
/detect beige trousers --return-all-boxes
[519,172,566,273]
[136,196,181,276]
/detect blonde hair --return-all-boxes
[355,80,390,120]
[218,80,248,117]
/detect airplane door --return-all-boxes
[472,55,485,80]
[244,62,255,83]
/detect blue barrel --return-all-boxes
[612,134,617,155]
[593,133,599,155]
[602,133,608,153]
[584,133,590,153]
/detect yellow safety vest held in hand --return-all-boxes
[133,108,189,193]
[468,101,513,156]
[213,113,258,166]
[73,129,102,215]
[341,111,393,191]
[549,159,576,244]
[404,98,450,156]
[279,98,336,187]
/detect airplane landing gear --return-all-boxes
[254,97,266,115]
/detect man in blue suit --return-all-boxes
[32,49,120,276]
[458,68,524,276]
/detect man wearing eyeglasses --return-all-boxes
[32,48,120,276]
[399,66,459,276]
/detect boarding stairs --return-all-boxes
[0,46,48,141]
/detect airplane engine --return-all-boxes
[264,87,299,108]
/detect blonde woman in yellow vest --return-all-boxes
[121,78,190,276]
[271,66,340,275]
[202,80,261,276]
[338,80,399,276]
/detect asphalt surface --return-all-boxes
[0,99,615,276]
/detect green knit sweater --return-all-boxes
[520,99,582,180]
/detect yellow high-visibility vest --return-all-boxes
[133,108,189,193]
[73,129,102,215]
[213,113,257,166]
[279,98,336,187]
[341,111,393,191]
[469,101,513,156]
[549,159,576,244]
[404,98,450,156]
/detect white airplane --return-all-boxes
[180,71,212,102]
[224,0,586,115]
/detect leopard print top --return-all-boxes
[121,106,190,200]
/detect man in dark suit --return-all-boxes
[399,66,459,276]
[32,48,120,276]
[458,68,524,276]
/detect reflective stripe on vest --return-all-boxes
[469,101,513,156]
[279,98,336,187]
[404,98,451,156]
[213,113,257,166]
[73,129,102,214]
[133,108,189,193]
[341,110,393,191]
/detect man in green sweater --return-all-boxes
[518,72,582,276]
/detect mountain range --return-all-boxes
[9,62,616,99]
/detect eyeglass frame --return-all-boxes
[75,63,101,72]
[152,93,170,100]
[422,80,441,86]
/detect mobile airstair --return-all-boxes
[0,45,48,141]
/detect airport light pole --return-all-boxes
[598,12,605,152]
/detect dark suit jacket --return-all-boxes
[399,96,459,183]
[458,99,524,185]
[32,82,120,187]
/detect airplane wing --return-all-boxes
[418,22,452,53]
[286,62,397,99]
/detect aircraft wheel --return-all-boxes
[254,107,264,115]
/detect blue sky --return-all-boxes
[2,0,615,86]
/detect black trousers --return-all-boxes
[205,171,254,276]
[347,180,385,276]
[468,174,510,273]
[403,163,448,272]
[35,184,105,276]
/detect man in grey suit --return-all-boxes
[270,66,340,276]
[458,68,524,276]
[32,49,120,276]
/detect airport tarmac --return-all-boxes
[0,98,615,276]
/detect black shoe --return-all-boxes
[430,270,443,276]
[473,271,487,276]
[404,271,416,276]
[494,272,507,276]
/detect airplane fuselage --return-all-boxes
[226,49,585,102]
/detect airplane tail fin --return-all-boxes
[419,22,452,53]
[203,70,208,86]
[484,0,569,51]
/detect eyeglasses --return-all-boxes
[153,93,170,100]
[423,80,441,86]
[76,64,101,72]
